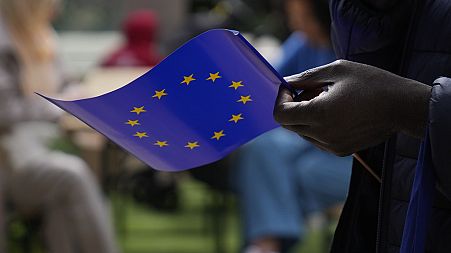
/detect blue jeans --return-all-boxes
[233,128,352,244]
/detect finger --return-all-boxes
[283,125,351,154]
[284,61,338,90]
[303,135,353,157]
[274,86,318,125]
[282,125,328,144]
[275,85,294,104]
[301,135,334,153]
[294,88,324,102]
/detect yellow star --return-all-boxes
[211,130,226,140]
[229,81,244,90]
[229,113,244,123]
[185,141,200,150]
[152,89,168,99]
[237,95,253,104]
[206,72,222,82]
[130,106,146,115]
[134,132,148,139]
[181,74,196,85]
[125,119,140,126]
[154,141,169,147]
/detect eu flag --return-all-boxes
[42,29,284,171]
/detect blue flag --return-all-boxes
[400,128,435,253]
[42,29,284,171]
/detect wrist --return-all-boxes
[395,80,432,138]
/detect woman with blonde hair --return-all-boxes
[0,0,119,252]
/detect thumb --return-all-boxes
[285,61,338,90]
[274,85,320,125]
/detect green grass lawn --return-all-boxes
[113,178,332,253]
[113,179,240,253]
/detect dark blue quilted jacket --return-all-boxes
[329,0,451,252]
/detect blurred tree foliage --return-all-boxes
[53,0,124,30]
[54,0,289,40]
[191,0,289,40]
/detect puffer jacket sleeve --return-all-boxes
[330,0,411,71]
[429,77,451,200]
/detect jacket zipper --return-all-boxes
[375,0,420,251]
[375,145,386,253]
[376,138,395,253]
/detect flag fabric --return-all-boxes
[400,128,435,253]
[42,29,284,171]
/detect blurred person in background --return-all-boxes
[101,10,162,68]
[0,0,119,252]
[233,0,351,253]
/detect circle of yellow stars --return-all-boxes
[125,71,252,150]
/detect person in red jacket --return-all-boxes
[101,10,162,67]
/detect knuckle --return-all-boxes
[334,59,349,66]
[331,59,351,74]
[334,59,344,65]
[293,69,315,82]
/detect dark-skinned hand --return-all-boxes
[273,60,432,156]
